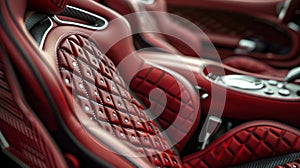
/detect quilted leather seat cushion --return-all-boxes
[57,34,182,167]
[183,121,300,168]
[129,65,200,151]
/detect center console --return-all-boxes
[140,51,300,127]
[207,74,300,99]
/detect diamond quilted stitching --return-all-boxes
[183,124,300,167]
[57,34,185,167]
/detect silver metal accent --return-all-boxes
[201,93,209,100]
[268,80,278,86]
[53,5,108,30]
[277,83,284,88]
[139,0,155,4]
[288,22,300,32]
[235,39,256,54]
[39,17,53,50]
[264,88,275,95]
[221,75,265,90]
[278,88,291,96]
[207,72,300,99]
[278,0,292,20]
[239,39,256,51]
[200,116,222,149]
[84,105,90,112]
[195,86,209,100]
[0,131,9,148]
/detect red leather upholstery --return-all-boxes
[129,64,200,151]
[165,1,300,69]
[0,0,299,167]
[0,59,68,168]
[103,0,202,57]
[57,34,182,167]
[183,121,300,167]
[167,6,291,50]
[103,0,297,77]
[28,0,69,14]
[222,56,289,78]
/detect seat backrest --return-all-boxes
[0,0,200,167]
[103,0,202,57]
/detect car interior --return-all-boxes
[0,0,300,167]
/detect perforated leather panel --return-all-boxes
[0,59,66,167]
[57,34,182,167]
[183,124,300,168]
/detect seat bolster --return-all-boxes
[129,61,201,151]
[28,0,69,14]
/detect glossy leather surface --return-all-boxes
[166,0,300,68]
[103,0,299,77]
[0,59,68,168]
[183,121,300,167]
[0,0,299,167]
[57,34,182,167]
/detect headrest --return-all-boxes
[28,0,69,14]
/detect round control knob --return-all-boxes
[221,75,265,90]
[278,89,291,96]
[277,83,284,88]
[264,88,274,95]
[268,80,278,86]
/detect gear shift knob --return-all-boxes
[284,66,300,83]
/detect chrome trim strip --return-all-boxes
[239,39,256,52]
[288,22,300,32]
[39,17,53,50]
[139,0,155,5]
[0,131,9,148]
[278,0,292,20]
[52,5,108,31]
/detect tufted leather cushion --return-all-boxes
[57,34,182,167]
[129,66,200,151]
[183,121,300,168]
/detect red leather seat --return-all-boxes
[102,0,293,78]
[0,0,299,167]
